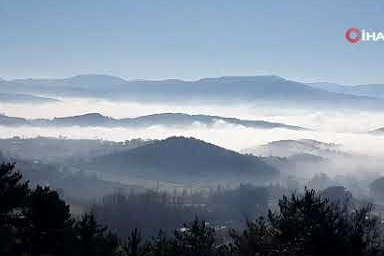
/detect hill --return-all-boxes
[242,139,342,158]
[0,151,145,202]
[85,137,279,184]
[0,136,153,163]
[0,112,307,130]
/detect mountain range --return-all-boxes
[1,74,383,109]
[0,92,58,104]
[0,112,307,130]
[307,82,384,99]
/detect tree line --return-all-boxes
[92,183,269,238]
[1,161,383,256]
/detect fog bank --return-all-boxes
[1,122,384,157]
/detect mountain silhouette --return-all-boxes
[0,112,307,130]
[1,75,382,109]
[85,137,279,184]
[0,93,58,103]
[308,82,384,99]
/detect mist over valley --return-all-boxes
[1,75,384,203]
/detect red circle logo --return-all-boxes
[345,28,361,44]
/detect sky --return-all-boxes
[0,0,383,84]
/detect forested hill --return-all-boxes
[86,137,279,183]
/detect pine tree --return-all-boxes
[173,217,217,256]
[74,212,119,256]
[22,185,74,256]
[122,228,151,256]
[0,162,29,254]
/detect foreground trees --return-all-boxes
[74,213,118,256]
[93,184,270,238]
[0,162,118,256]
[0,162,29,254]
[0,161,383,256]
[231,189,382,256]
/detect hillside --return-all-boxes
[242,139,343,158]
[0,152,145,202]
[0,112,307,130]
[0,137,153,163]
[85,137,279,184]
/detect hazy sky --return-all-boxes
[1,0,383,84]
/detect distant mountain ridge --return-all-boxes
[0,112,307,130]
[1,74,383,109]
[307,82,384,99]
[0,93,58,103]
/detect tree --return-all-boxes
[0,161,120,256]
[269,189,351,256]
[172,217,217,256]
[230,217,278,256]
[209,184,269,223]
[231,188,382,256]
[0,162,29,222]
[122,228,151,256]
[0,162,29,254]
[150,230,173,256]
[74,212,119,256]
[22,185,74,256]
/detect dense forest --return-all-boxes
[2,162,384,256]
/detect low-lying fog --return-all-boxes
[2,98,384,132]
[0,123,384,157]
[1,98,384,157]
[2,97,384,206]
